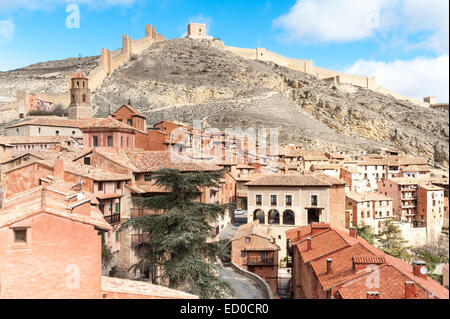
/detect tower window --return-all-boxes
[82,94,86,102]
[77,81,80,88]
[55,130,59,136]
[107,136,113,147]
[71,95,75,102]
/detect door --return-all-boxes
[307,208,320,224]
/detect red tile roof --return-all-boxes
[72,69,88,79]
[114,104,146,118]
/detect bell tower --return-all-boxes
[68,57,92,120]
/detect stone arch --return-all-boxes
[283,210,295,225]
[253,209,265,224]
[268,209,280,225]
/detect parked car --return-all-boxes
[234,209,246,216]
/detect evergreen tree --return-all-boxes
[120,169,235,299]
[376,219,411,261]
[355,222,376,245]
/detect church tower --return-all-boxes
[68,59,92,120]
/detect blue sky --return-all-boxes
[0,0,448,101]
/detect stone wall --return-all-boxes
[224,45,428,107]
[0,24,166,124]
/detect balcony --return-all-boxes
[104,213,120,225]
[247,257,275,266]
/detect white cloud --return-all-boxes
[0,19,14,42]
[274,0,449,54]
[346,55,449,102]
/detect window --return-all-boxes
[127,119,132,126]
[38,127,41,134]
[99,205,104,214]
[55,130,59,136]
[311,195,318,206]
[14,229,27,243]
[241,251,246,257]
[121,137,123,148]
[98,182,103,191]
[116,181,121,190]
[246,237,251,243]
[270,195,277,206]
[107,136,113,147]
[127,137,129,148]
[144,175,152,182]
[72,130,75,135]
[115,203,120,213]
[92,136,98,147]
[256,194,262,205]
[82,94,86,102]
[261,252,268,259]
[285,195,292,206]
[367,211,370,218]
[84,157,91,165]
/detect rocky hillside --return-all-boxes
[0,56,99,103]
[92,38,448,167]
[1,38,448,167]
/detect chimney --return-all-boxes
[326,258,332,274]
[349,227,358,238]
[412,261,428,280]
[404,281,416,299]
[54,158,65,180]
[307,237,312,251]
[296,229,301,242]
[366,291,379,299]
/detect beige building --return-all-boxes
[345,191,393,234]
[416,183,445,243]
[245,173,346,260]
[187,23,211,39]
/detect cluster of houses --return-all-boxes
[0,66,448,299]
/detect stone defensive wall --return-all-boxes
[0,24,165,123]
[224,45,427,107]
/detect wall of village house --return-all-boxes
[417,188,444,243]
[0,213,102,298]
[378,179,402,217]
[83,131,135,151]
[348,198,393,234]
[2,163,53,198]
[247,185,331,261]
[6,124,82,138]
[395,221,427,247]
[328,186,345,228]
[356,164,385,192]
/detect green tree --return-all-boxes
[120,169,234,299]
[355,222,376,245]
[376,220,411,261]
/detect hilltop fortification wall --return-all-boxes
[224,45,427,107]
[0,24,166,123]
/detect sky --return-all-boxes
[0,0,448,102]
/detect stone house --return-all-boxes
[230,220,280,294]
[245,173,346,260]
[345,191,393,234]
[285,223,449,299]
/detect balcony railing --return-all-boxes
[247,257,275,265]
[104,213,120,225]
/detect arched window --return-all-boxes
[77,81,80,88]
[83,81,85,88]
[253,209,265,224]
[55,130,59,136]
[283,210,295,225]
[268,209,280,225]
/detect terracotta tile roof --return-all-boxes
[114,104,147,118]
[101,276,198,299]
[6,117,85,129]
[346,191,392,202]
[418,182,444,191]
[72,69,88,79]
[96,193,123,200]
[310,243,378,290]
[125,182,170,194]
[0,135,70,144]
[0,184,110,232]
[293,225,449,299]
[124,150,222,173]
[402,165,430,172]
[352,255,386,264]
[245,174,337,187]
[310,164,340,170]
[230,220,274,242]
[336,265,430,299]
[80,117,136,132]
